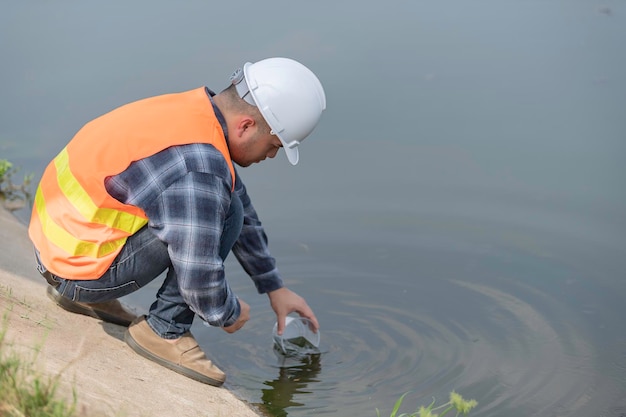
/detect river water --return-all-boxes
[2,2,625,416]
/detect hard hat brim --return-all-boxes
[280,141,299,165]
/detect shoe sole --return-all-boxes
[46,285,132,327]
[124,329,225,387]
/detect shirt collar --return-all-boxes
[205,87,229,142]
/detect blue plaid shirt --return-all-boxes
[104,90,283,327]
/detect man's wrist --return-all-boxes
[252,269,284,293]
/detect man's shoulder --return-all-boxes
[141,144,231,182]
[174,143,230,173]
[116,144,229,183]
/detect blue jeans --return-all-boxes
[38,193,244,339]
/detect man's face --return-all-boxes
[230,127,283,167]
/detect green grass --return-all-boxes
[376,391,478,417]
[0,159,33,212]
[0,314,79,417]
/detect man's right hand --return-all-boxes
[222,299,250,333]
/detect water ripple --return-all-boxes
[194,248,624,417]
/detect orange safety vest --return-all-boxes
[29,87,236,280]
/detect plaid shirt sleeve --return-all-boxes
[232,170,284,294]
[106,144,282,327]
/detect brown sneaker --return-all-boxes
[46,285,138,327]
[124,316,226,387]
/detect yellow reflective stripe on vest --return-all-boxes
[34,186,127,257]
[54,148,147,234]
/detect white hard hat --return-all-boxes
[230,57,326,165]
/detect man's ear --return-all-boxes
[235,117,256,138]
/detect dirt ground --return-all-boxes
[0,206,261,417]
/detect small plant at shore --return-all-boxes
[0,159,33,212]
[377,391,478,417]
[0,315,78,417]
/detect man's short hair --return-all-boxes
[221,85,271,134]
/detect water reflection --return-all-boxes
[258,346,322,417]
